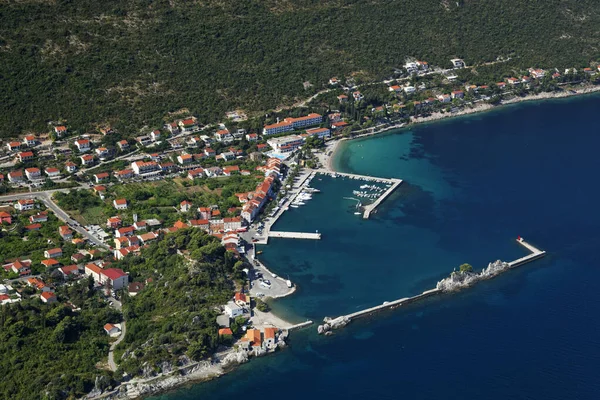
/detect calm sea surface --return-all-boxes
[153,95,600,400]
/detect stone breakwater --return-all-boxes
[318,238,546,334]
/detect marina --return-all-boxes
[318,237,546,333]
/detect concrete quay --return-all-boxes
[363,179,403,219]
[269,231,321,240]
[319,237,546,333]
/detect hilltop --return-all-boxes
[1,0,599,137]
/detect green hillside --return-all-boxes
[1,0,599,137]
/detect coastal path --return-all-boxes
[108,321,127,372]
[268,231,321,240]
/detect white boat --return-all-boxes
[290,204,299,208]
[354,212,361,215]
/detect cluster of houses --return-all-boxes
[237,158,282,223]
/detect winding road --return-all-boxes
[108,320,127,372]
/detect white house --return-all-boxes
[104,323,121,337]
[15,199,35,211]
[450,58,465,68]
[75,139,91,152]
[224,301,244,318]
[214,129,233,142]
[113,199,128,210]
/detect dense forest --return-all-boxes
[1,0,599,138]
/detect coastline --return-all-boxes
[323,85,600,173]
[95,85,599,400]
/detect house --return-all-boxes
[529,68,546,79]
[5,259,31,276]
[59,265,79,278]
[352,91,364,101]
[59,226,73,240]
[41,292,57,304]
[451,90,464,99]
[18,151,35,162]
[116,226,135,238]
[177,154,194,165]
[99,127,114,136]
[187,168,205,180]
[497,82,507,89]
[85,263,103,282]
[23,135,37,146]
[234,292,250,307]
[262,121,293,136]
[15,199,35,211]
[54,126,67,137]
[7,141,21,152]
[75,139,91,152]
[507,77,520,85]
[80,154,95,166]
[113,199,128,210]
[150,130,162,142]
[107,217,122,229]
[223,166,240,176]
[159,162,176,173]
[267,135,304,154]
[246,133,258,142]
[94,185,107,200]
[522,76,532,84]
[71,253,85,263]
[8,170,25,183]
[25,167,42,180]
[137,231,158,245]
[243,329,262,354]
[118,140,130,151]
[94,172,110,183]
[135,135,152,146]
[0,212,11,225]
[215,129,233,142]
[306,127,331,139]
[224,216,242,231]
[451,58,465,68]
[205,166,222,178]
[26,223,41,231]
[101,268,129,290]
[41,259,60,269]
[218,151,235,161]
[337,94,348,103]
[65,161,77,173]
[388,85,402,92]
[131,160,160,175]
[331,120,349,130]
[224,301,244,318]
[404,86,416,94]
[133,220,146,231]
[115,169,134,180]
[128,282,145,296]
[583,67,594,75]
[263,327,278,350]
[29,212,48,223]
[180,200,193,212]
[104,323,121,337]
[437,94,451,103]
[189,219,210,231]
[167,121,180,134]
[218,328,233,337]
[329,77,339,85]
[178,118,198,132]
[45,167,60,178]
[44,248,63,259]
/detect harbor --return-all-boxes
[318,237,546,334]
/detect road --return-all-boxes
[0,187,110,249]
[108,320,127,372]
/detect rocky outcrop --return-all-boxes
[318,315,350,334]
[436,260,511,292]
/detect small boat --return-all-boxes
[354,212,361,215]
[290,204,299,208]
[256,251,263,255]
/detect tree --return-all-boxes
[459,263,473,273]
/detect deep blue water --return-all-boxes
[153,94,600,400]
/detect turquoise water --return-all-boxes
[153,94,600,400]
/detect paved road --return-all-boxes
[0,187,110,249]
[108,320,126,372]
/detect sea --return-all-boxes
[152,94,600,400]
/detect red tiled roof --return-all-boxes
[102,268,127,281]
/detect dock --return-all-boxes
[319,237,546,333]
[315,169,403,219]
[269,231,321,240]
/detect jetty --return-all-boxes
[318,237,546,333]
[314,169,403,219]
[269,231,321,240]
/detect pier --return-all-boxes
[315,169,403,219]
[318,237,546,333]
[269,231,321,240]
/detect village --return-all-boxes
[0,56,599,398]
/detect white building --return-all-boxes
[263,121,293,136]
[267,135,304,154]
[131,160,160,175]
[224,301,244,318]
[74,139,91,152]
